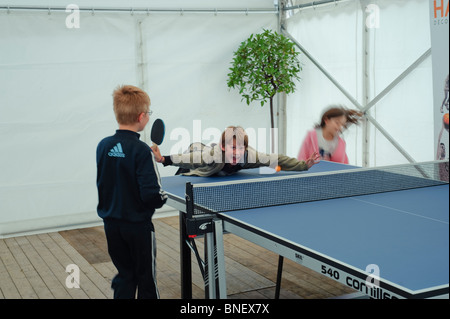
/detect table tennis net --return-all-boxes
[190,160,449,215]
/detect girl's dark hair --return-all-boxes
[316,106,363,129]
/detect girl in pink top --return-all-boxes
[298,107,363,164]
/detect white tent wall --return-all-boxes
[0,2,278,237]
[284,0,433,167]
[142,14,278,176]
[0,0,436,237]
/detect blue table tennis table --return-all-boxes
[161,160,449,299]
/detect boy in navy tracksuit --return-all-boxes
[96,85,167,299]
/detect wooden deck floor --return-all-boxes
[0,215,355,299]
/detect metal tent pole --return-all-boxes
[0,5,278,15]
[281,27,364,110]
[283,0,353,12]
[281,26,420,165]
[362,48,432,113]
[362,0,371,167]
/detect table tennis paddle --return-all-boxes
[151,118,165,145]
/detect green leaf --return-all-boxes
[227,29,302,108]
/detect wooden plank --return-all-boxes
[0,239,24,298]
[5,237,53,298]
[92,261,115,284]
[23,235,72,299]
[59,227,110,265]
[36,233,90,299]
[26,234,80,299]
[47,232,110,299]
[0,216,356,299]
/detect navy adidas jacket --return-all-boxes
[96,130,167,224]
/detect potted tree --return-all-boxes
[227,29,302,148]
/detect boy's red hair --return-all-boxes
[113,85,150,125]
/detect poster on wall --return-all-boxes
[430,0,449,181]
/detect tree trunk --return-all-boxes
[270,96,275,153]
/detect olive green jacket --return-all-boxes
[166,143,309,177]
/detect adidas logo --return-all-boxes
[108,143,125,158]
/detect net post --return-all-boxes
[185,182,215,237]
[185,182,194,220]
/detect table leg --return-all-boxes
[214,219,227,299]
[275,255,284,299]
[205,231,217,299]
[203,219,227,299]
[179,211,192,299]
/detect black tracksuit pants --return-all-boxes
[104,218,159,299]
